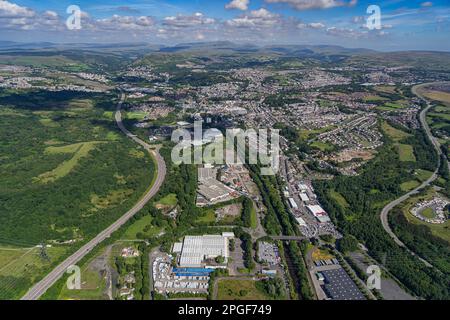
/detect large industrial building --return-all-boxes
[321,269,366,300]
[197,179,235,205]
[196,165,237,206]
[307,205,331,223]
[173,233,234,268]
[198,167,218,182]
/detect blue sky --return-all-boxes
[1,0,449,51]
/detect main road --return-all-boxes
[21,93,167,300]
[380,83,446,269]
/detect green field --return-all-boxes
[0,247,30,270]
[39,117,60,127]
[58,248,109,300]
[156,193,178,207]
[419,88,450,105]
[34,142,105,184]
[310,141,335,152]
[121,215,163,240]
[381,121,411,141]
[299,126,335,140]
[196,210,216,224]
[421,208,437,219]
[216,279,272,300]
[250,205,258,229]
[381,122,416,162]
[0,55,89,70]
[68,99,94,111]
[103,111,114,119]
[376,101,408,112]
[125,111,148,120]
[400,180,421,192]
[0,245,69,299]
[329,190,350,208]
[407,212,450,243]
[90,189,134,211]
[363,95,388,102]
[397,144,416,162]
[414,169,433,182]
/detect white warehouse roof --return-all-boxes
[172,242,183,253]
[307,205,331,223]
[307,205,326,216]
[296,217,307,226]
[299,193,310,202]
[179,235,230,268]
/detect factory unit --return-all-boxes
[173,233,234,268]
[307,205,331,223]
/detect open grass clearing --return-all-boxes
[121,215,163,240]
[34,141,105,184]
[381,121,411,142]
[329,190,350,208]
[310,141,335,152]
[400,180,421,192]
[414,169,434,182]
[90,189,134,211]
[217,279,272,300]
[396,144,416,162]
[196,210,216,224]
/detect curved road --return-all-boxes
[21,93,167,300]
[380,83,446,269]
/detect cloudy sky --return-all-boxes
[1,0,449,51]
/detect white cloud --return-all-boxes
[0,0,34,18]
[163,12,215,28]
[421,2,433,7]
[96,15,156,30]
[264,0,357,11]
[0,2,64,31]
[226,8,280,28]
[225,0,250,11]
[326,26,364,38]
[309,22,325,29]
[298,22,326,29]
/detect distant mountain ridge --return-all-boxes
[1,41,450,55]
